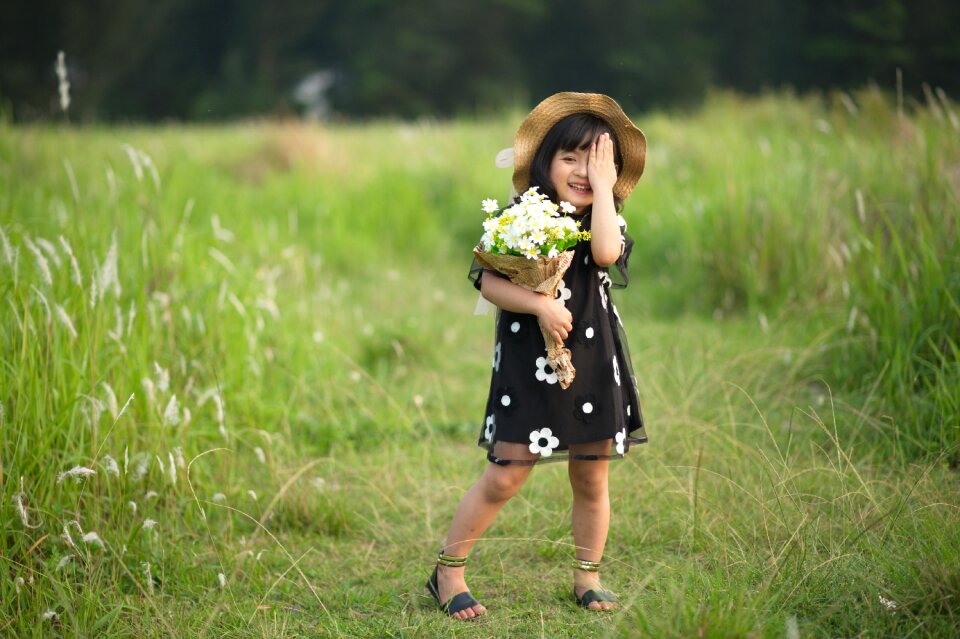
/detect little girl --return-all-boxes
[427,92,648,619]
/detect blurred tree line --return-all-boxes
[1,0,958,121]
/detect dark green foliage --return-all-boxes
[2,0,960,120]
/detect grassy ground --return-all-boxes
[1,91,959,637]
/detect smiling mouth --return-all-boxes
[569,183,592,194]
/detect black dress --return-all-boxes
[469,211,648,465]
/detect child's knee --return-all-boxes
[569,467,608,499]
[481,467,527,502]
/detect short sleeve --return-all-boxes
[468,257,485,291]
[610,215,633,289]
[468,260,508,291]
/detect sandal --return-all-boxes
[425,550,484,618]
[573,558,619,610]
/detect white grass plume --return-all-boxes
[13,481,36,528]
[163,395,180,427]
[167,451,177,484]
[58,235,82,286]
[57,465,96,484]
[55,555,74,571]
[0,226,12,265]
[89,261,98,308]
[102,382,119,419]
[63,158,80,203]
[142,377,156,408]
[127,300,137,335]
[101,454,120,477]
[211,214,235,242]
[142,518,158,530]
[98,232,121,300]
[35,237,62,268]
[61,520,84,549]
[23,237,52,285]
[117,393,134,421]
[29,285,51,322]
[82,531,105,549]
[56,51,70,112]
[120,144,143,181]
[142,562,155,595]
[154,362,170,393]
[54,304,78,340]
[138,149,161,191]
[129,453,149,482]
[209,247,235,273]
[108,304,124,340]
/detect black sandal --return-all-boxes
[425,551,484,618]
[573,558,619,610]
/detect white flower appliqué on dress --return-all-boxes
[597,273,611,310]
[493,342,502,371]
[615,429,627,455]
[535,356,558,384]
[485,414,496,441]
[556,279,572,306]
[613,356,620,385]
[528,428,560,457]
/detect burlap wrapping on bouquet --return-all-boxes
[473,245,576,389]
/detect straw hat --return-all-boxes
[511,92,646,200]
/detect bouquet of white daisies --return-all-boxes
[473,187,590,389]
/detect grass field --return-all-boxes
[1,89,959,637]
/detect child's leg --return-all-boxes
[567,439,616,610]
[437,442,536,620]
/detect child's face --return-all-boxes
[549,144,594,213]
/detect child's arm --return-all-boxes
[587,132,623,268]
[481,272,573,343]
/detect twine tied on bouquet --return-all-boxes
[473,247,576,389]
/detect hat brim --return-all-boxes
[511,92,646,201]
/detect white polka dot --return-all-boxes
[584,254,589,265]
[510,321,520,333]
[585,327,594,339]
[501,395,511,407]
[627,405,632,416]
[583,402,593,414]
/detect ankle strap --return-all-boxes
[573,557,601,572]
[437,550,467,567]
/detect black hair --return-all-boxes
[527,113,624,212]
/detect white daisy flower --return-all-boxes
[528,428,560,457]
[555,279,571,305]
[559,201,576,214]
[534,356,558,384]
[484,414,496,441]
[616,429,627,455]
[492,342,502,371]
[613,356,621,385]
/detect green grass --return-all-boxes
[1,90,959,637]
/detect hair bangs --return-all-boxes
[555,115,615,152]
